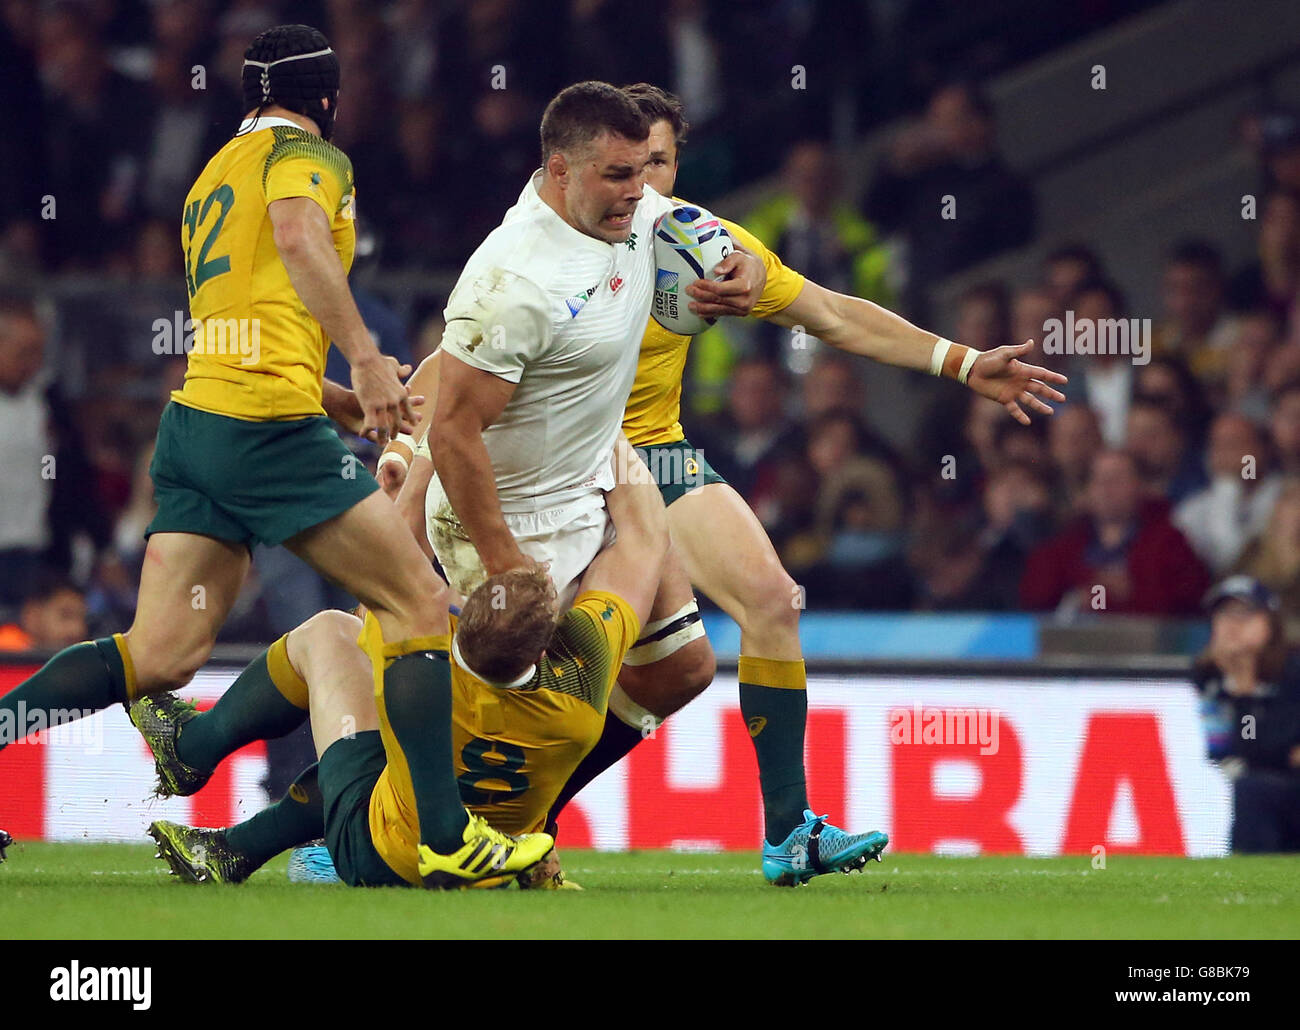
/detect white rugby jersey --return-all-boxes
[437,171,673,514]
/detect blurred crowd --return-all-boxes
[687,97,1300,637]
[0,0,1142,281]
[0,0,1291,650]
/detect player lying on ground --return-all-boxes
[142,444,865,888]
[0,24,534,885]
[381,84,1066,886]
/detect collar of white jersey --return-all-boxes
[516,169,633,259]
[236,115,310,136]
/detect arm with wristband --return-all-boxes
[376,350,442,495]
[768,279,1066,425]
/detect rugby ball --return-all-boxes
[651,204,733,336]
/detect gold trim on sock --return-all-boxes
[738,655,806,690]
[114,633,140,702]
[355,611,450,675]
[267,634,310,710]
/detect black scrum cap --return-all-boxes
[241,24,339,114]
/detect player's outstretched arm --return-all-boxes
[769,279,1067,424]
[578,437,671,627]
[427,352,529,575]
[269,196,414,443]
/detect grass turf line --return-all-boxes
[2,843,1297,939]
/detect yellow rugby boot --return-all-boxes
[418,812,552,890]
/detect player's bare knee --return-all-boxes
[367,565,452,641]
[740,565,803,638]
[291,609,363,682]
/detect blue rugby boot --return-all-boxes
[287,842,342,884]
[762,810,888,886]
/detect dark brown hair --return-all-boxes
[540,81,648,164]
[457,567,559,684]
[622,82,689,151]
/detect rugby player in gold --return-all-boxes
[142,439,673,888]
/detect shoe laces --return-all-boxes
[468,814,517,848]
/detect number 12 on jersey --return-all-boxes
[183,184,234,298]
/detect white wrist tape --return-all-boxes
[377,432,417,472]
[929,338,953,377]
[957,348,980,385]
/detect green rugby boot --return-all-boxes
[129,692,212,798]
[148,820,253,885]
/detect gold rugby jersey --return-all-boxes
[623,217,805,447]
[173,117,356,421]
[368,590,640,885]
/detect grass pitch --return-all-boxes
[2,843,1297,939]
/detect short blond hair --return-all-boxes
[457,567,559,684]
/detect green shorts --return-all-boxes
[146,401,378,548]
[318,731,408,888]
[635,437,726,507]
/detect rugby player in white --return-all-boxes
[420,85,762,609]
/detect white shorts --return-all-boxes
[425,475,613,609]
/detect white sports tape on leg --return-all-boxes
[608,682,662,731]
[622,599,705,666]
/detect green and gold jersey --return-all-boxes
[173,116,356,421]
[368,590,640,885]
[623,215,806,448]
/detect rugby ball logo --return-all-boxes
[651,204,732,336]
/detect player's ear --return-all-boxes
[546,151,569,185]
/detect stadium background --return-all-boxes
[1,0,1297,858]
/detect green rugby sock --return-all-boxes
[738,656,810,845]
[177,636,308,773]
[380,650,468,853]
[0,637,130,753]
[226,763,323,870]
